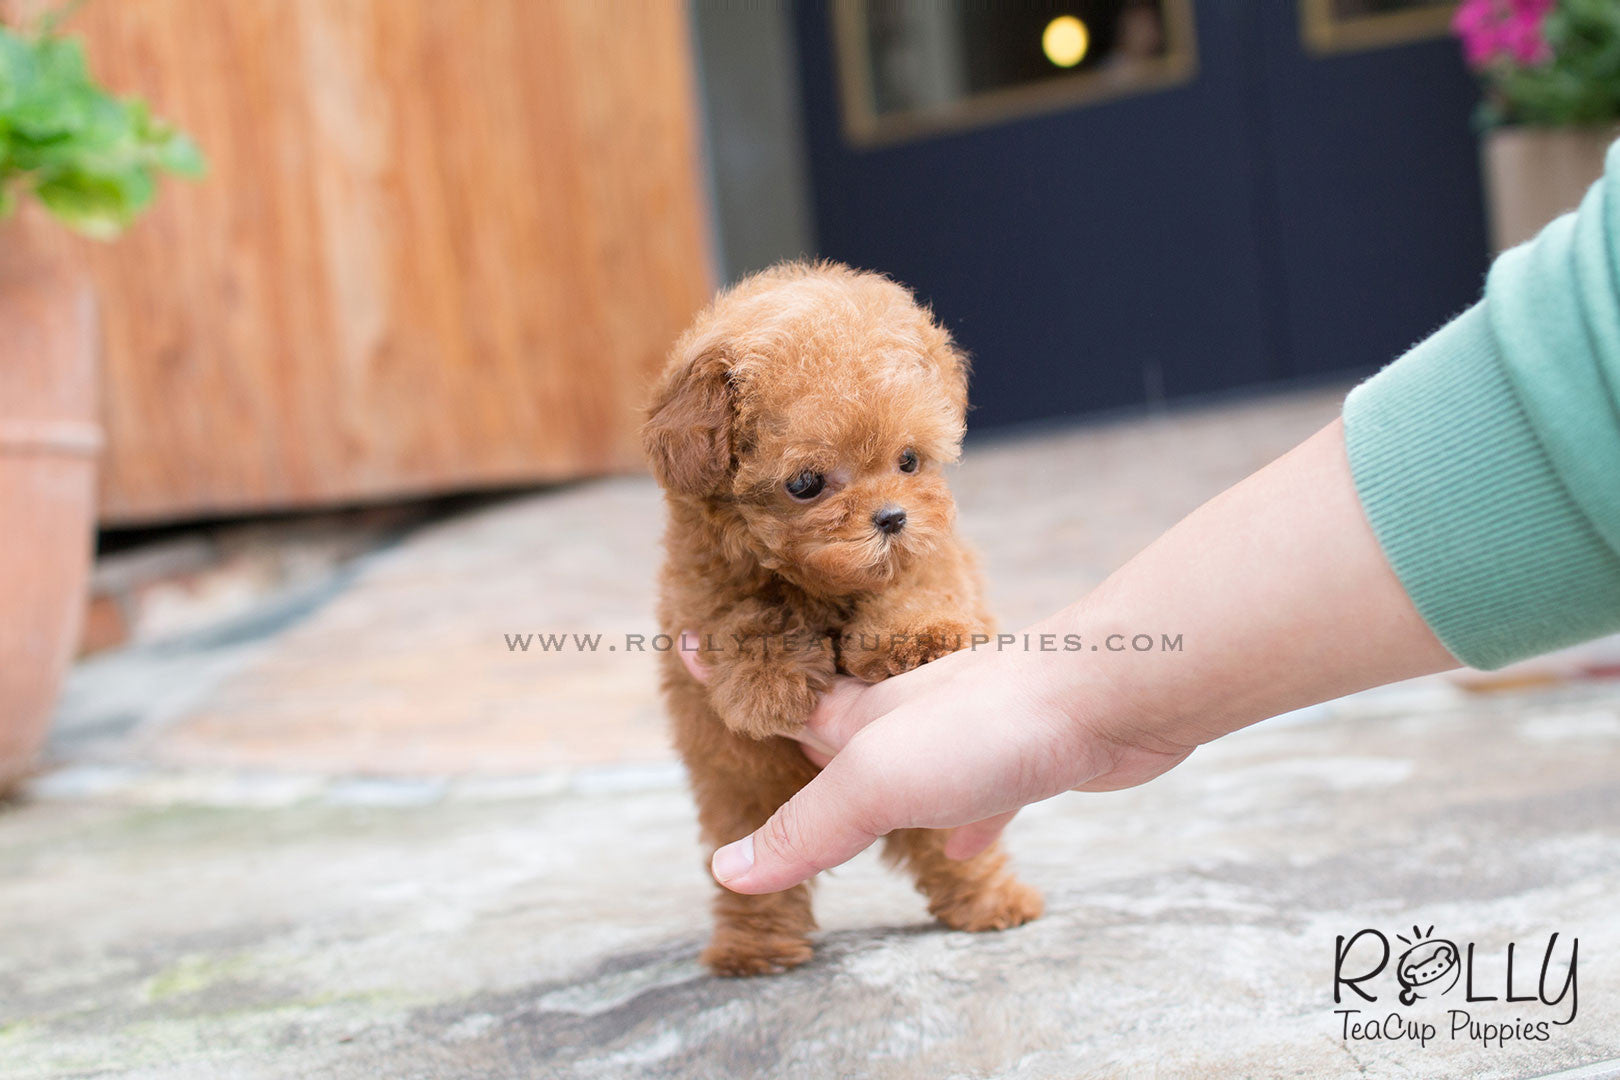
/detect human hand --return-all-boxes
[678,630,1033,858]
[674,418,1462,897]
[679,623,1197,895]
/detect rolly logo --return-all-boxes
[1333,922,1579,1045]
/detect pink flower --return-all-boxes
[1453,0,1555,69]
[1503,13,1553,64]
[1453,0,1506,66]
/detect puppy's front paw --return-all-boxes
[702,931,814,976]
[932,876,1044,933]
[709,658,821,741]
[843,618,977,682]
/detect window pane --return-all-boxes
[1325,0,1451,15]
[836,0,1196,143]
[1301,0,1455,53]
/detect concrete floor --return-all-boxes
[7,385,1620,1079]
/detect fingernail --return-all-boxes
[711,835,754,883]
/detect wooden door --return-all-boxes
[6,0,712,524]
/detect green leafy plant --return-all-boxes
[1455,0,1620,128]
[0,7,203,239]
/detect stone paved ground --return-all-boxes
[7,386,1620,1079]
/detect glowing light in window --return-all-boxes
[1042,15,1090,69]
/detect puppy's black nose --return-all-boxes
[873,505,907,535]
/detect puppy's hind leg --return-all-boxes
[692,753,820,976]
[703,877,816,977]
[884,828,1043,932]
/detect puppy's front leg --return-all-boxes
[840,591,989,683]
[700,603,835,741]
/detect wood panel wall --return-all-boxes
[6,0,712,524]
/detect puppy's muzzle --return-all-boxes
[872,504,907,535]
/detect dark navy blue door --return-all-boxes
[1257,3,1490,381]
[794,1,1488,428]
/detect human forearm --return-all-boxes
[1047,416,1459,764]
[705,418,1462,894]
[1344,142,1620,669]
[698,142,1620,902]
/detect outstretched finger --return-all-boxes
[804,645,971,753]
[711,751,887,893]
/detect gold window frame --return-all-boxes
[1300,0,1457,55]
[833,0,1199,147]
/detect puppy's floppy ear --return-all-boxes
[929,329,972,419]
[642,347,736,496]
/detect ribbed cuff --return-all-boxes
[1344,303,1620,670]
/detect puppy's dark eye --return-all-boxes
[785,470,825,500]
[898,448,919,473]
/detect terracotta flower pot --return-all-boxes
[0,226,100,794]
[1482,125,1618,252]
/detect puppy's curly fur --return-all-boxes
[644,262,1042,976]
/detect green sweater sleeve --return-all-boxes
[1344,141,1620,670]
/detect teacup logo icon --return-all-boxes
[1395,925,1460,1005]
